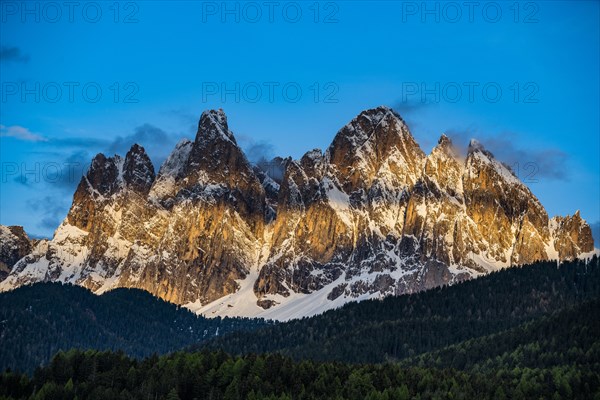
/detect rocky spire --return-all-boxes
[83,153,123,196]
[0,225,32,281]
[326,106,425,192]
[123,144,155,194]
[551,211,594,259]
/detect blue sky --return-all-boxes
[0,0,599,240]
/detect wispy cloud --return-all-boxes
[245,141,276,164]
[107,123,184,169]
[0,125,47,142]
[26,196,69,231]
[0,46,29,63]
[590,221,600,248]
[393,98,434,117]
[16,123,189,233]
[446,128,570,181]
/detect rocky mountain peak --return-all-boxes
[432,134,461,157]
[156,139,193,179]
[328,106,407,152]
[326,106,425,192]
[467,138,493,158]
[186,109,250,179]
[196,108,235,145]
[424,134,464,197]
[300,149,326,180]
[0,225,33,281]
[437,133,452,147]
[550,212,594,259]
[123,144,156,194]
[2,106,596,321]
[85,153,124,196]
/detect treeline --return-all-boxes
[1,344,598,400]
[0,283,267,373]
[201,257,600,363]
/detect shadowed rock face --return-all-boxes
[0,106,595,317]
[0,226,32,281]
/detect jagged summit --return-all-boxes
[0,106,594,321]
[437,133,452,146]
[359,105,406,125]
[123,144,155,194]
[0,225,32,281]
[156,139,193,179]
[328,106,411,150]
[196,108,235,145]
[432,134,460,158]
[326,106,425,192]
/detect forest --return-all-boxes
[0,283,266,373]
[2,299,599,400]
[201,257,600,363]
[1,257,598,399]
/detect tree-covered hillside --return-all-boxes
[202,257,600,363]
[0,283,266,373]
[403,298,600,373]
[2,307,599,400]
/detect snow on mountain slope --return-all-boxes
[0,106,595,320]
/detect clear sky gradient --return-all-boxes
[0,1,598,241]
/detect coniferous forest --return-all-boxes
[201,258,600,363]
[0,284,266,373]
[1,257,599,399]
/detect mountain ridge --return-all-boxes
[0,106,595,320]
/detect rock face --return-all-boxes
[0,226,33,281]
[0,106,595,320]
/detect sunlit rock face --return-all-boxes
[0,107,595,319]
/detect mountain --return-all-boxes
[0,226,33,281]
[0,107,595,320]
[0,282,266,373]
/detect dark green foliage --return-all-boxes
[0,283,267,373]
[1,257,599,398]
[403,298,600,372]
[202,257,600,363]
[1,344,599,400]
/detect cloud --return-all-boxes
[25,196,69,231]
[165,108,198,134]
[590,221,600,248]
[52,150,91,190]
[13,175,30,186]
[0,125,47,142]
[445,128,569,181]
[0,46,29,63]
[107,123,182,169]
[392,98,433,117]
[392,98,437,144]
[51,137,109,148]
[245,141,276,164]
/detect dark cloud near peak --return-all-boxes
[106,123,191,170]
[25,196,69,232]
[0,46,29,63]
[164,108,199,135]
[245,141,276,164]
[445,128,570,181]
[393,98,434,117]
[590,221,600,248]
